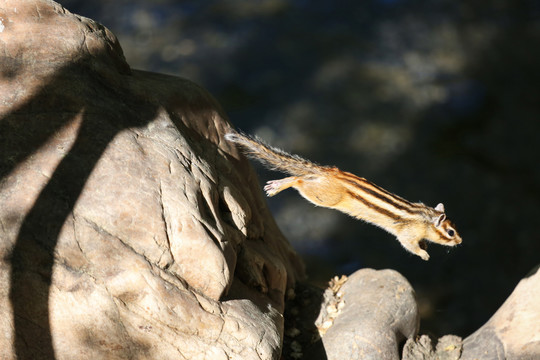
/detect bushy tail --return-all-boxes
[225,131,325,176]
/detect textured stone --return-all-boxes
[0,1,304,359]
[402,335,462,360]
[402,265,540,360]
[319,269,419,360]
[461,265,540,360]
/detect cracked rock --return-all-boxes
[0,1,304,359]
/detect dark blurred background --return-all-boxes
[58,0,540,338]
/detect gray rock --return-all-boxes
[402,335,462,360]
[461,265,540,360]
[402,265,540,360]
[0,0,304,359]
[319,269,419,360]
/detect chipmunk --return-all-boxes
[225,131,461,260]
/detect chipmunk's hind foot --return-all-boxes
[264,177,299,197]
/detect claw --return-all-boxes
[264,180,279,197]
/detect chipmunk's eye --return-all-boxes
[446,229,455,237]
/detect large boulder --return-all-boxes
[0,1,304,359]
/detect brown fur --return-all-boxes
[226,131,462,260]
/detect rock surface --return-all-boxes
[318,269,419,360]
[402,335,462,360]
[460,265,540,360]
[403,265,540,360]
[0,1,304,359]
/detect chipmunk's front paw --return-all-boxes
[417,249,430,261]
[399,238,430,261]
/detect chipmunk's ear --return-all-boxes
[433,213,446,227]
[433,203,446,227]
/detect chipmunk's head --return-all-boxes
[427,203,462,246]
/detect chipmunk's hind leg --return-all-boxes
[264,176,300,197]
[265,174,345,209]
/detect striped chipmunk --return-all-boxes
[225,131,462,260]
